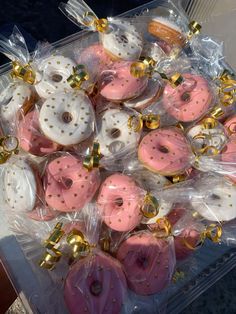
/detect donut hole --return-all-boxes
[90,280,103,296]
[3,96,13,106]
[120,34,129,44]
[62,111,73,124]
[114,197,123,207]
[181,92,191,102]
[51,73,63,82]
[110,128,121,139]
[211,193,221,200]
[158,145,169,154]
[136,255,149,269]
[61,177,73,189]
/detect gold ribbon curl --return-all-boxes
[0,136,19,164]
[217,69,236,106]
[187,21,202,40]
[140,193,159,219]
[67,229,95,259]
[127,114,160,132]
[67,64,90,90]
[11,61,36,85]
[83,142,101,171]
[82,11,108,32]
[153,217,172,238]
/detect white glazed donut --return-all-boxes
[39,91,95,146]
[124,79,162,110]
[192,174,236,221]
[0,158,37,212]
[96,108,140,157]
[0,83,32,133]
[187,123,228,154]
[101,19,143,61]
[35,55,76,99]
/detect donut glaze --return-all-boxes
[221,137,236,183]
[64,252,127,314]
[117,232,175,295]
[100,61,148,101]
[97,173,143,231]
[163,73,213,122]
[35,55,76,98]
[44,155,100,212]
[138,127,192,176]
[18,110,60,156]
[148,17,186,47]
[39,91,95,146]
[95,108,140,157]
[101,19,142,61]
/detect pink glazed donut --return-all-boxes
[97,173,143,232]
[138,127,192,176]
[163,73,213,122]
[18,110,60,156]
[64,252,127,314]
[117,232,175,295]
[44,155,100,212]
[100,61,148,101]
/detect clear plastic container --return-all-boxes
[0,1,236,313]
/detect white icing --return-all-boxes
[95,108,140,157]
[39,91,95,146]
[35,55,76,99]
[0,158,36,212]
[124,79,161,110]
[192,175,236,221]
[101,19,142,60]
[151,17,182,33]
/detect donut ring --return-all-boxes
[100,61,148,101]
[138,127,192,176]
[39,91,95,146]
[192,175,236,221]
[18,110,60,156]
[148,17,186,47]
[64,252,127,314]
[163,73,213,122]
[44,155,100,212]
[117,232,175,295]
[97,173,143,231]
[101,19,142,60]
[95,108,140,157]
[35,55,76,99]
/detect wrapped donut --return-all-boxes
[35,55,76,98]
[224,114,236,137]
[117,231,175,295]
[138,127,193,176]
[43,154,100,212]
[162,73,214,122]
[39,91,95,146]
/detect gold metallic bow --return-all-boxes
[140,193,159,218]
[209,106,225,119]
[67,229,95,259]
[187,20,202,40]
[39,223,65,270]
[82,11,108,32]
[83,142,101,171]
[153,217,172,238]
[127,114,160,132]
[99,235,111,253]
[169,173,188,184]
[11,61,36,85]
[0,136,19,164]
[130,57,183,87]
[67,64,89,89]
[218,69,236,106]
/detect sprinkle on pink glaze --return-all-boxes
[18,110,60,156]
[97,173,143,232]
[44,155,100,212]
[100,61,148,101]
[138,127,192,176]
[117,232,175,295]
[64,252,127,314]
[163,73,213,122]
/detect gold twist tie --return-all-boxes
[100,236,111,253]
[209,106,224,119]
[218,70,236,106]
[127,114,160,132]
[0,136,19,164]
[182,231,205,250]
[171,173,187,184]
[67,65,89,89]
[172,270,185,283]
[67,229,95,259]
[195,145,219,156]
[153,217,172,238]
[11,61,35,85]
[83,142,101,171]
[39,223,65,270]
[175,122,185,131]
[204,224,222,243]
[82,11,108,32]
[187,20,202,40]
[140,193,159,218]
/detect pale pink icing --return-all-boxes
[44,155,100,212]
[64,252,127,314]
[163,73,212,122]
[138,127,192,175]
[117,232,175,295]
[97,173,143,232]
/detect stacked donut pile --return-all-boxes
[1,3,236,314]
